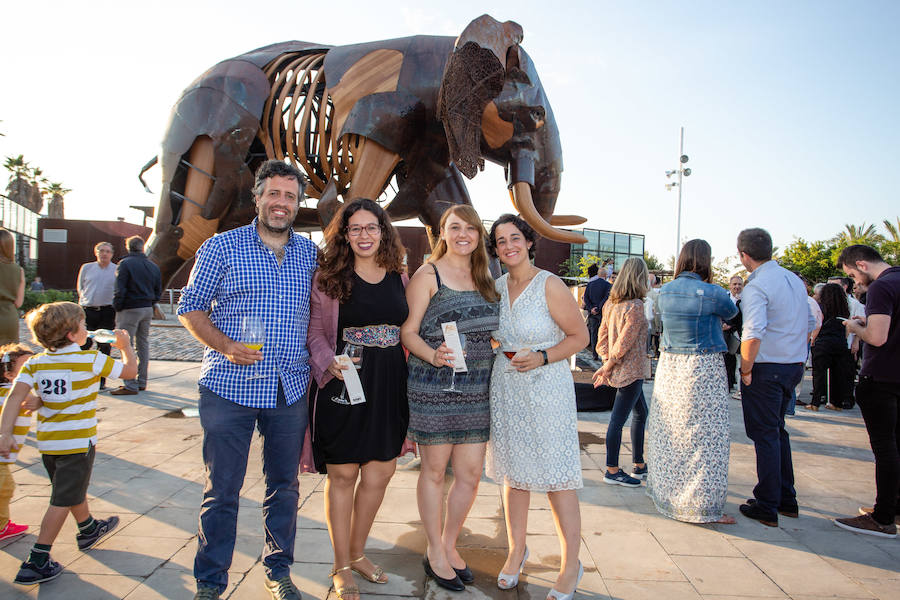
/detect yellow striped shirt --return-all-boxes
[0,384,31,463]
[14,344,123,455]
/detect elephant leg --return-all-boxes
[316,178,340,229]
[177,136,220,260]
[417,165,470,246]
[346,138,401,201]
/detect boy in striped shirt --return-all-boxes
[0,302,136,584]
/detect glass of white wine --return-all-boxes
[443,333,466,393]
[241,316,266,380]
[331,343,363,404]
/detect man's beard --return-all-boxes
[856,272,874,286]
[259,217,292,235]
[257,208,296,234]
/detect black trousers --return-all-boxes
[810,343,852,408]
[724,352,737,390]
[856,377,900,525]
[586,314,601,359]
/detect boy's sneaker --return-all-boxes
[834,513,897,538]
[631,464,648,479]
[0,520,28,542]
[76,515,120,551]
[14,558,63,584]
[604,469,642,487]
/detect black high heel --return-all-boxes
[423,556,465,591]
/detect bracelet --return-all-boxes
[740,369,752,377]
[540,350,549,365]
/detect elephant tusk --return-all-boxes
[550,215,587,226]
[510,182,588,244]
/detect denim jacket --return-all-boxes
[658,272,738,354]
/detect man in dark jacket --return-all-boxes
[111,236,162,395]
[583,265,612,360]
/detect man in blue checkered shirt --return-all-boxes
[177,160,317,600]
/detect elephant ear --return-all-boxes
[438,15,523,179]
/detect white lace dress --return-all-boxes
[486,270,583,492]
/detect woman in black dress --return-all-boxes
[307,198,409,600]
[806,283,851,411]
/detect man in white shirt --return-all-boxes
[77,242,117,388]
[736,228,816,527]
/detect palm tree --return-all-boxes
[45,182,70,218]
[883,218,900,243]
[4,154,33,209]
[829,223,884,247]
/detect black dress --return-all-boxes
[310,271,409,472]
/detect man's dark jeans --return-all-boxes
[740,362,803,515]
[587,314,601,359]
[194,383,307,592]
[606,379,647,467]
[856,376,900,525]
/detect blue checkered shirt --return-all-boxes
[177,219,318,408]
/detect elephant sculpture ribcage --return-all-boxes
[261,50,394,202]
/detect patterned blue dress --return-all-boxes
[406,264,499,445]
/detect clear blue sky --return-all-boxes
[1,0,897,266]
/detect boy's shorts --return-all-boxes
[42,445,95,507]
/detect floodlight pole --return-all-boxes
[675,126,684,263]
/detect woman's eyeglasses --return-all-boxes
[346,224,381,237]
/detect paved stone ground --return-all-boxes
[1,357,898,598]
[16,317,204,362]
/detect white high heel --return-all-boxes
[496,546,529,590]
[546,560,583,600]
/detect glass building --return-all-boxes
[0,195,40,263]
[570,228,645,272]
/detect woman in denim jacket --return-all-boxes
[646,239,738,524]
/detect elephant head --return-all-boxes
[438,15,587,244]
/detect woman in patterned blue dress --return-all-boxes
[486,215,588,599]
[648,239,738,524]
[401,205,499,591]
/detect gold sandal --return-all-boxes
[350,555,388,584]
[329,565,361,600]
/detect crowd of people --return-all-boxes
[0,159,896,600]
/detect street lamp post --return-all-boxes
[665,127,692,263]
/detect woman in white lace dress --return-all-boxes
[486,215,589,600]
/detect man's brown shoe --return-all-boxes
[858,506,900,525]
[109,386,138,396]
[834,513,897,538]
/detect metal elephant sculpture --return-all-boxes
[142,14,587,286]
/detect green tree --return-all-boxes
[559,254,607,278]
[779,238,840,284]
[643,251,664,271]
[711,256,746,288]
[829,223,884,248]
[45,181,70,218]
[880,218,900,264]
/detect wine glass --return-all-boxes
[443,334,466,393]
[241,316,266,380]
[332,343,364,404]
